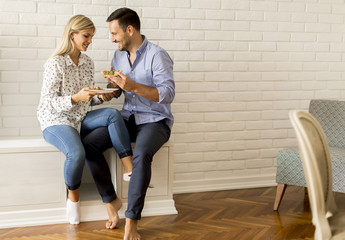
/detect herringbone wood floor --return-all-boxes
[1,186,345,240]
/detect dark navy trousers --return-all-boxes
[82,115,171,220]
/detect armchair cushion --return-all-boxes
[274,99,345,210]
[276,146,345,193]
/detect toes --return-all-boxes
[106,220,111,229]
[109,221,117,229]
[106,220,117,229]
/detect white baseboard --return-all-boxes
[0,175,276,229]
[173,174,277,194]
[0,199,177,229]
[0,207,67,229]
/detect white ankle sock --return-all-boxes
[66,199,80,224]
[123,171,132,181]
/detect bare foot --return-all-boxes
[105,198,122,229]
[124,218,141,240]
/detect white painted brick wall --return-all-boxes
[1,0,345,193]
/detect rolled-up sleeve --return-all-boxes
[152,50,175,104]
[41,60,73,112]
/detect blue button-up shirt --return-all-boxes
[111,36,175,129]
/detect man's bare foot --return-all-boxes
[124,218,141,240]
[105,198,122,229]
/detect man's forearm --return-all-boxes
[133,82,159,102]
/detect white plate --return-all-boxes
[89,88,119,94]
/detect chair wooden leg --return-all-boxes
[273,184,287,211]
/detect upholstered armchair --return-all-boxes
[274,99,345,210]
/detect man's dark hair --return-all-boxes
[107,8,141,32]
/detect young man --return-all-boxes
[82,7,175,240]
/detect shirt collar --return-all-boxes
[65,53,87,66]
[136,35,148,55]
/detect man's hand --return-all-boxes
[100,92,116,102]
[71,87,96,104]
[107,72,159,102]
[107,80,119,89]
[107,72,137,92]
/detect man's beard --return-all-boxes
[118,37,130,51]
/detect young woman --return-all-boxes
[37,15,132,226]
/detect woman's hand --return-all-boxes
[71,87,96,104]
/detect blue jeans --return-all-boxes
[43,108,132,190]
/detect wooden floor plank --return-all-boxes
[1,186,345,239]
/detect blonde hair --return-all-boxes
[48,15,95,61]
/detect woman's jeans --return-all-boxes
[43,108,132,190]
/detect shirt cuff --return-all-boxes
[157,86,173,104]
[64,96,73,110]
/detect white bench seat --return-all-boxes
[0,138,176,228]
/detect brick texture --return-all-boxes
[1,0,344,191]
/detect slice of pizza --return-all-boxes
[101,70,122,78]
